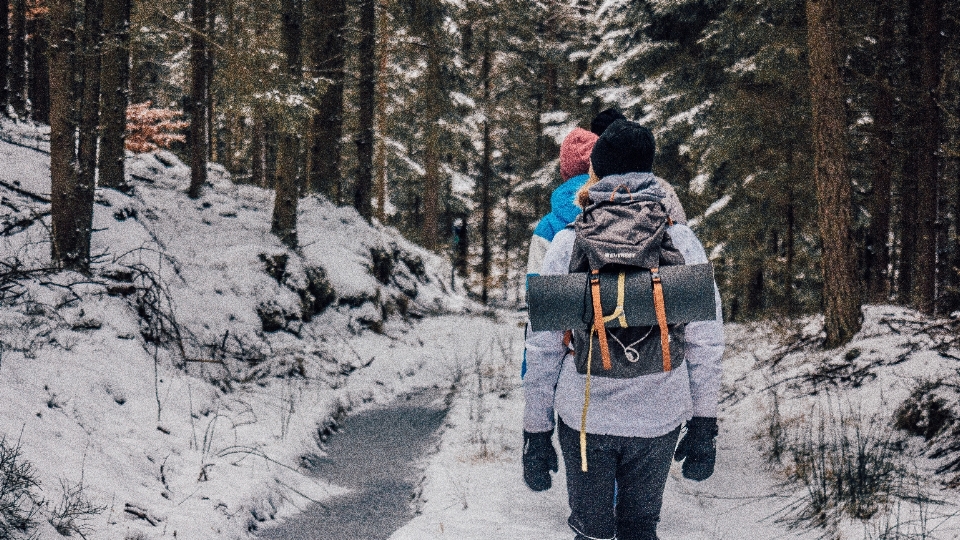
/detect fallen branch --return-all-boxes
[123,503,159,526]
[0,179,49,203]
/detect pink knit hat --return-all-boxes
[559,128,599,181]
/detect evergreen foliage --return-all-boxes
[4,0,956,328]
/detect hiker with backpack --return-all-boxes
[522,120,724,540]
[523,109,687,378]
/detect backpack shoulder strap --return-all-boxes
[650,267,672,371]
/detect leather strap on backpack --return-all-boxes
[589,270,612,371]
[651,268,672,371]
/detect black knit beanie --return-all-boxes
[589,119,656,178]
[590,108,627,136]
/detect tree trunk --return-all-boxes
[0,0,9,114]
[374,0,390,222]
[49,0,91,272]
[280,0,302,77]
[271,133,300,247]
[479,30,491,304]
[306,0,345,201]
[187,0,208,199]
[911,0,943,314]
[98,0,130,189]
[270,0,303,246]
[27,13,50,123]
[10,0,26,117]
[206,0,215,163]
[421,26,441,249]
[786,187,796,314]
[897,0,925,303]
[354,0,375,221]
[865,0,894,304]
[806,0,861,347]
[77,0,102,207]
[251,109,266,186]
[747,264,764,315]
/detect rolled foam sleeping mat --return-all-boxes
[526,263,717,332]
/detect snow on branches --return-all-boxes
[125,102,189,154]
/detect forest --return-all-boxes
[9,0,958,346]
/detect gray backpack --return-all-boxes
[567,189,685,379]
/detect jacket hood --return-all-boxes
[551,173,589,224]
[587,172,664,204]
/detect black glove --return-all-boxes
[674,417,718,481]
[523,430,558,491]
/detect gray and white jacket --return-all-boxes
[523,174,724,438]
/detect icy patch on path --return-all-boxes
[257,388,449,540]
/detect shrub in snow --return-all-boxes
[0,436,40,539]
[256,253,336,323]
[125,101,189,154]
[255,300,301,334]
[890,378,960,487]
[46,477,105,537]
[763,395,914,528]
[894,380,956,442]
[300,266,336,320]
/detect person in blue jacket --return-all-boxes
[526,127,599,282]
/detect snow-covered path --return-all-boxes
[389,313,817,540]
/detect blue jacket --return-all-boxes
[523,174,589,379]
[534,174,589,245]
[526,174,590,279]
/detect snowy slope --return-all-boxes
[0,120,478,540]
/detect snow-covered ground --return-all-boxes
[2,118,960,540]
[393,309,960,540]
[0,119,488,540]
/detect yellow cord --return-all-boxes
[600,272,628,328]
[581,271,627,472]
[580,328,593,472]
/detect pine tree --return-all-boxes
[98,0,130,190]
[305,0,345,200]
[49,0,94,272]
[806,0,861,346]
[270,0,305,247]
[77,0,101,224]
[187,0,209,199]
[0,0,8,113]
[354,0,375,222]
[862,0,895,304]
[10,0,26,117]
[27,4,50,124]
[910,0,943,314]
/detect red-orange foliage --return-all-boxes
[125,101,190,154]
[26,0,48,18]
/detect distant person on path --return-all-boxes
[522,120,724,540]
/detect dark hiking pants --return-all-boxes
[558,419,680,540]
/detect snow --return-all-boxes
[688,194,731,228]
[2,119,960,539]
[689,173,710,195]
[0,125,475,540]
[393,307,960,539]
